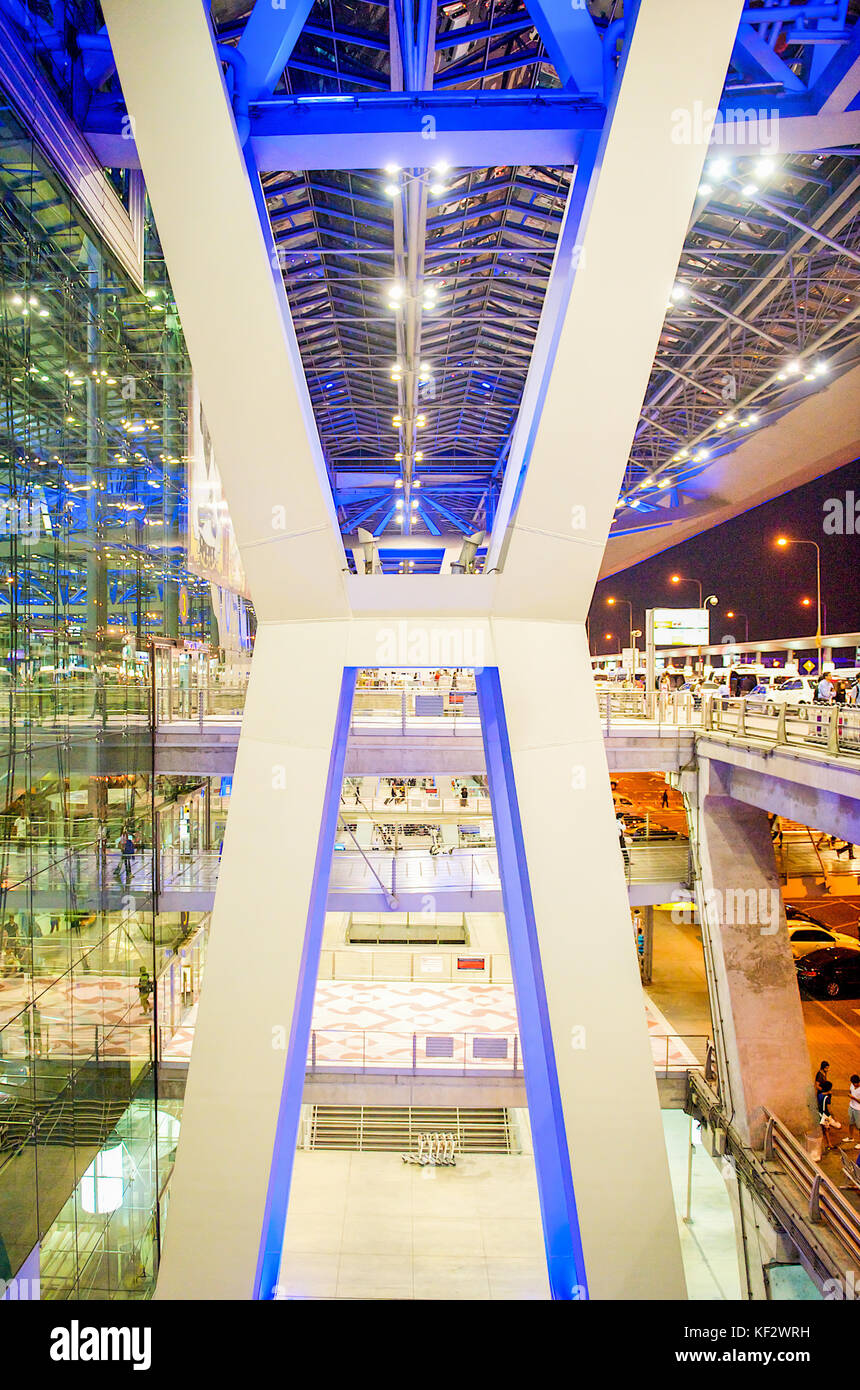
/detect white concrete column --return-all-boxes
[491,616,686,1300]
[155,621,352,1299]
[492,0,745,614]
[693,759,819,1148]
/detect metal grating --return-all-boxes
[308,1104,516,1152]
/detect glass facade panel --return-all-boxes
[0,105,248,1297]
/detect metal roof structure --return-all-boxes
[2,0,860,566]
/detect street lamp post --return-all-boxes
[801,596,827,636]
[669,574,703,607]
[777,537,823,674]
[607,597,634,653]
[604,632,621,655]
[725,610,749,642]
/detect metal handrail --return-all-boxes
[306,1026,522,1076]
[763,1107,860,1266]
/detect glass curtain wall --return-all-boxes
[0,106,213,1298]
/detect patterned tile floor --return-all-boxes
[163,981,700,1071]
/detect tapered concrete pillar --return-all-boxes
[155,622,354,1299]
[490,617,686,1299]
[692,759,818,1148]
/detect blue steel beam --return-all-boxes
[811,20,860,111]
[732,23,807,92]
[435,16,537,51]
[83,92,601,169]
[522,0,604,94]
[421,494,472,533]
[237,0,315,99]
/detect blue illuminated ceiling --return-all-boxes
[5,0,860,549]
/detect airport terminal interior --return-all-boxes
[1,0,860,1305]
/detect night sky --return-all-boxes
[590,455,860,656]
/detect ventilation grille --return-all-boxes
[307,1105,516,1154]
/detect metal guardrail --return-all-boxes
[651,1033,711,1078]
[689,1072,860,1291]
[764,1108,860,1269]
[598,687,860,761]
[305,1027,708,1079]
[307,1027,521,1075]
[705,697,860,759]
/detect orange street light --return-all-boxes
[775,537,823,673]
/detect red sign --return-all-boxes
[457,957,485,971]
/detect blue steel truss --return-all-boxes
[3,0,859,559]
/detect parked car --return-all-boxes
[745,676,817,715]
[795,945,860,998]
[788,923,859,959]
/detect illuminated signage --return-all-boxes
[652,608,709,646]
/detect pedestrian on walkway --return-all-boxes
[13,812,27,858]
[137,967,153,1015]
[848,1074,860,1148]
[815,1060,831,1093]
[121,829,136,886]
[818,1080,843,1152]
[816,673,835,704]
[661,788,669,809]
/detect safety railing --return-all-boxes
[1,679,150,727]
[340,792,492,818]
[153,678,250,726]
[623,840,692,887]
[597,689,698,726]
[0,1017,154,1074]
[307,1026,521,1074]
[306,1027,711,1079]
[2,836,696,913]
[705,697,860,759]
[763,1108,860,1268]
[651,1033,711,1077]
[350,684,479,735]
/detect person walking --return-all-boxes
[848,1074,860,1149]
[13,811,27,859]
[818,1079,843,1152]
[137,967,153,1016]
[661,788,669,809]
[121,829,136,887]
[816,673,835,704]
[1,915,18,957]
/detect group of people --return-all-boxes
[815,1060,860,1153]
[814,673,859,705]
